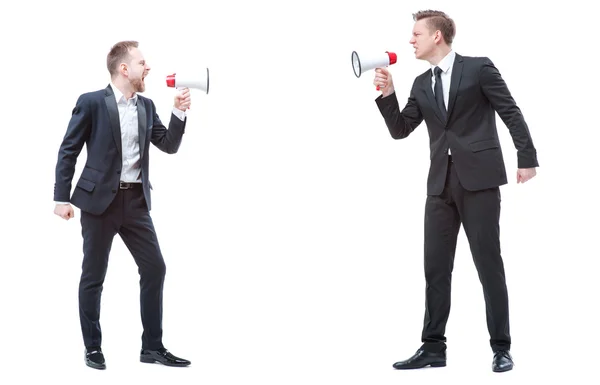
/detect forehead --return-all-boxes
[412,19,430,33]
[128,47,145,62]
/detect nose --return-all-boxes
[409,37,416,44]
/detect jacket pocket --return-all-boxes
[76,178,96,192]
[470,139,499,152]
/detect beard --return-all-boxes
[131,77,145,93]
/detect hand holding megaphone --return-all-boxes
[373,68,395,96]
[166,68,209,94]
[351,50,397,91]
[174,87,191,111]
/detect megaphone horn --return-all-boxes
[166,68,210,94]
[351,51,397,90]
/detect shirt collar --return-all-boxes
[431,50,456,75]
[110,82,138,105]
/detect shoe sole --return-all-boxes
[140,356,190,367]
[393,361,446,369]
[493,365,513,373]
[85,361,106,370]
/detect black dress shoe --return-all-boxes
[140,348,191,367]
[492,350,513,372]
[393,348,446,369]
[85,347,106,370]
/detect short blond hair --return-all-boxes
[413,10,456,45]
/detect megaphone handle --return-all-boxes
[175,86,191,110]
[375,66,385,91]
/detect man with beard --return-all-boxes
[53,40,192,370]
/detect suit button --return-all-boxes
[117,170,121,174]
[112,189,117,193]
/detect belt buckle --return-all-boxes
[119,181,129,190]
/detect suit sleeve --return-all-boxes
[375,80,423,139]
[54,95,92,202]
[479,58,539,168]
[150,100,187,154]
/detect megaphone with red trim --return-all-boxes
[351,51,397,90]
[166,68,209,94]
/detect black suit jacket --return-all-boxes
[376,53,538,195]
[54,84,187,215]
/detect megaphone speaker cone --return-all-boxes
[352,51,361,78]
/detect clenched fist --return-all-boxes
[54,203,74,220]
[517,168,537,183]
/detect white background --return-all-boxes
[0,0,598,384]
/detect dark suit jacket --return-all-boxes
[54,84,187,215]
[376,53,538,195]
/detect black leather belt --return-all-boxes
[119,182,141,189]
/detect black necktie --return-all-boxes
[434,66,447,121]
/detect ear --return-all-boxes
[120,63,128,77]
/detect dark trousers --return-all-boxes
[421,158,510,353]
[78,185,166,350]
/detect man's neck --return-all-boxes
[111,77,135,100]
[427,46,452,66]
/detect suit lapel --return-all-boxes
[104,85,122,155]
[447,54,464,121]
[424,73,445,124]
[137,98,147,158]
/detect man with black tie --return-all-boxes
[53,41,192,369]
[373,10,538,372]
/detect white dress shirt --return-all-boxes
[112,83,142,183]
[430,50,455,155]
[55,84,186,204]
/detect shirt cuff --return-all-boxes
[172,107,186,121]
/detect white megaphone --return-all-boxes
[166,68,209,94]
[351,51,397,90]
